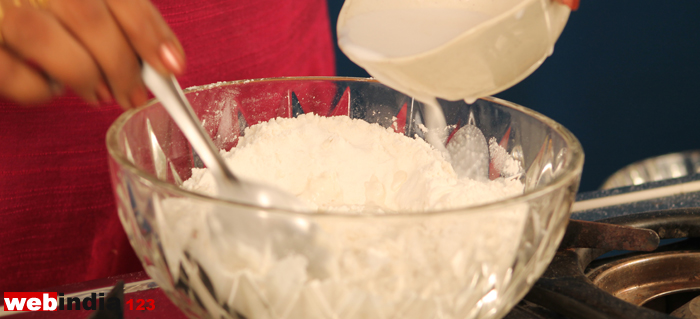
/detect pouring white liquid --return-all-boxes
[338,1,570,178]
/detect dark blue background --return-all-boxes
[326,1,700,192]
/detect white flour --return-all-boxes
[161,114,528,319]
[183,113,522,212]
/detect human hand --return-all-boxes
[0,0,185,108]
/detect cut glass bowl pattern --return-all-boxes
[106,77,583,319]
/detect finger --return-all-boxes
[105,0,185,76]
[47,0,144,109]
[1,4,102,104]
[0,48,56,104]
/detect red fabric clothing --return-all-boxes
[0,0,335,292]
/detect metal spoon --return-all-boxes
[445,108,489,181]
[421,98,489,180]
[141,63,309,211]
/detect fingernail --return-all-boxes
[96,82,112,103]
[159,42,185,75]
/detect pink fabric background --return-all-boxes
[0,0,335,292]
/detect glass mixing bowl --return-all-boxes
[107,77,583,319]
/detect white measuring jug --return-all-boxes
[337,0,572,103]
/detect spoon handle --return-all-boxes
[141,62,238,184]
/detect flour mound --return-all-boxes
[183,113,522,212]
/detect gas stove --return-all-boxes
[502,154,700,319]
[507,208,700,319]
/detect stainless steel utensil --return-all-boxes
[421,99,489,181]
[601,150,700,190]
[140,63,308,211]
[446,109,489,180]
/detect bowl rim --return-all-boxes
[106,76,584,218]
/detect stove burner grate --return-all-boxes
[506,208,700,319]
